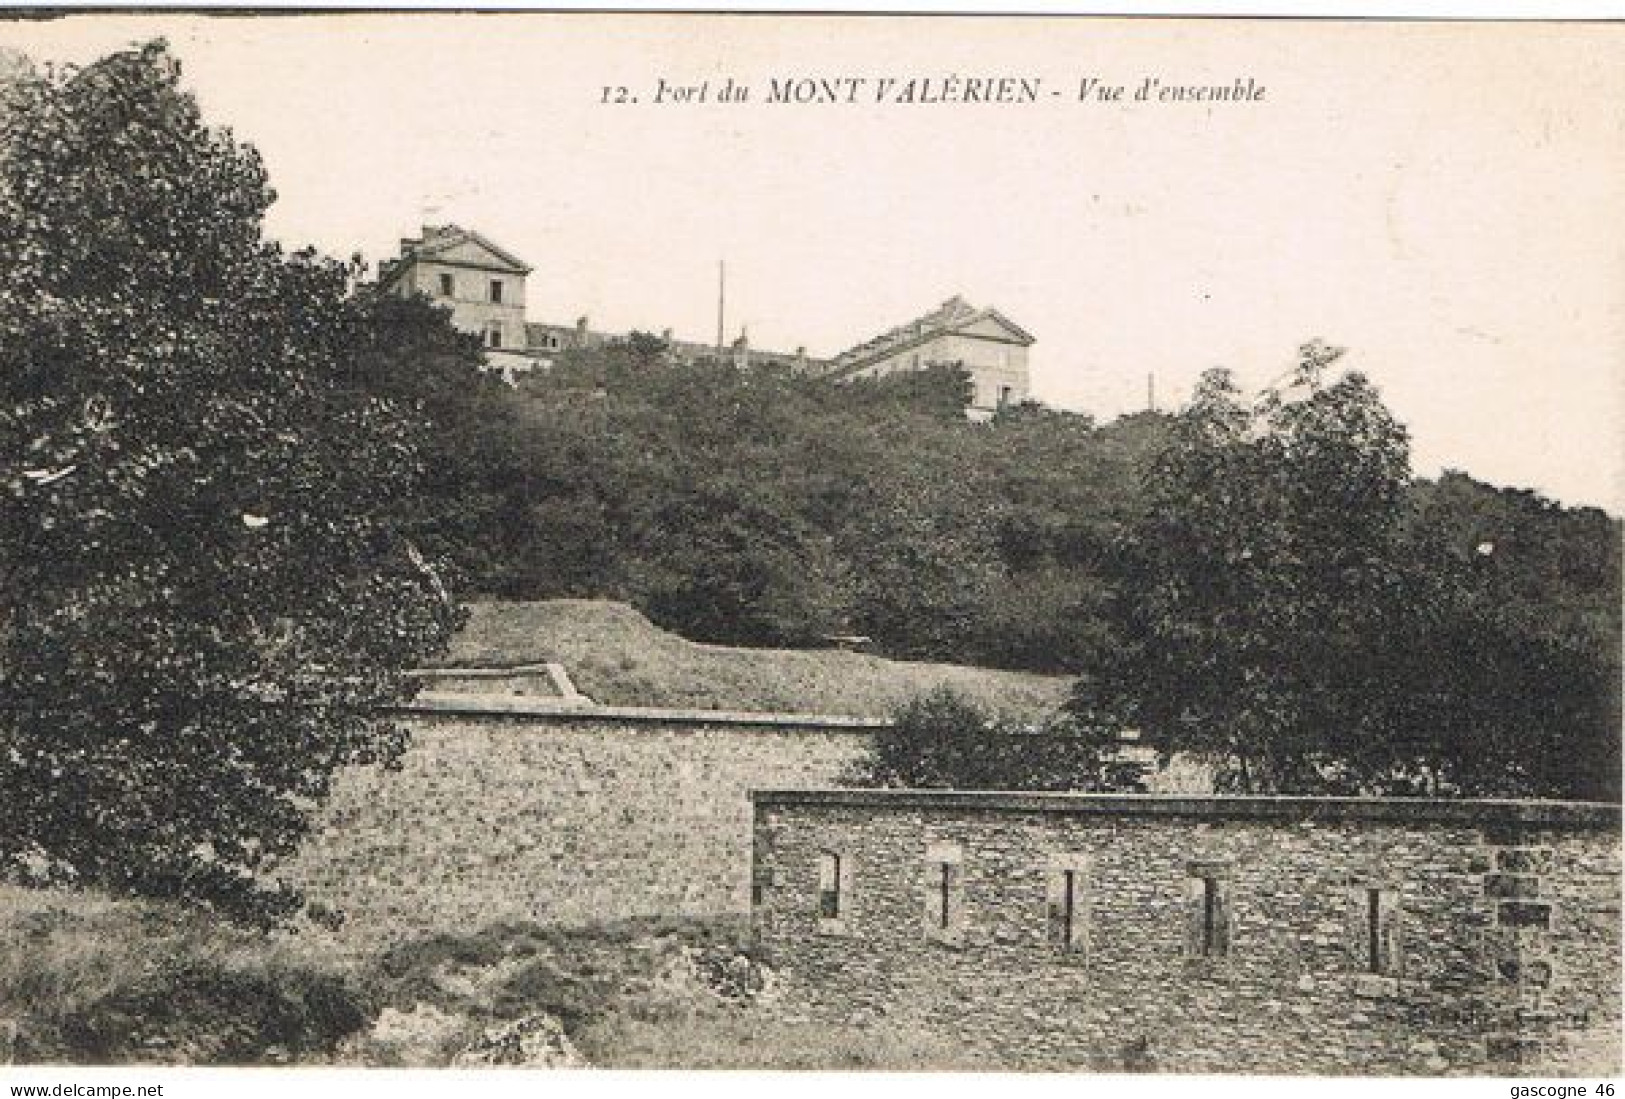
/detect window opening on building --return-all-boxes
[438,273,454,297]
[1061,870,1076,937]
[1350,884,1403,976]
[1047,856,1089,956]
[1367,888,1381,972]
[1186,863,1231,958]
[818,852,841,920]
[1202,877,1220,953]
[924,843,963,944]
[490,279,504,303]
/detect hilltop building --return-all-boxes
[382,225,818,376]
[823,296,1034,420]
[380,228,1030,408]
[525,317,820,372]
[378,225,542,377]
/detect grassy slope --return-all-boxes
[435,599,1072,721]
[0,885,989,1069]
[0,884,369,1064]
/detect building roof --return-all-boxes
[379,224,533,292]
[525,319,825,369]
[525,320,617,353]
[824,295,1035,379]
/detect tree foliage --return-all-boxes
[1069,344,1619,800]
[1391,472,1620,799]
[853,687,1138,792]
[466,349,1164,668]
[0,44,462,925]
[411,331,1615,802]
[339,291,528,592]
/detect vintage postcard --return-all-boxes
[0,9,1618,1095]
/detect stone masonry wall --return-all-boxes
[281,703,873,944]
[751,791,1621,1075]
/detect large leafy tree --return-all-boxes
[1071,343,1618,799]
[1071,343,1411,791]
[341,291,527,593]
[0,43,462,925]
[1386,474,1620,800]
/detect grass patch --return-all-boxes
[60,961,371,1064]
[373,913,993,1070]
[575,1010,995,1071]
[0,885,372,1064]
[0,887,991,1070]
[435,599,1071,721]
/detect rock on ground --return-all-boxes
[340,1003,471,1066]
[451,1013,586,1069]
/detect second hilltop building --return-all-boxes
[821,295,1034,420]
[380,225,1033,417]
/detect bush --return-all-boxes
[852,686,1135,791]
[58,961,374,1064]
[490,958,616,1030]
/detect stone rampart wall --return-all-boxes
[281,701,874,943]
[750,790,1622,1075]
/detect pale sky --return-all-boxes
[5,14,1623,511]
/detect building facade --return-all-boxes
[381,228,1025,399]
[824,296,1035,420]
[379,225,536,372]
[381,225,821,376]
[750,789,1622,1074]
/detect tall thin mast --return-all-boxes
[716,260,726,354]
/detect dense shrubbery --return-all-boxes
[853,686,1144,792]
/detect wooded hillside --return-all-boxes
[372,328,1619,799]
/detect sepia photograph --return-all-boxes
[0,7,1619,1087]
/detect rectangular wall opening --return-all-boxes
[817,851,842,921]
[1186,863,1231,959]
[1202,877,1219,954]
[924,843,963,944]
[1367,888,1382,973]
[1047,855,1090,956]
[1349,883,1403,976]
